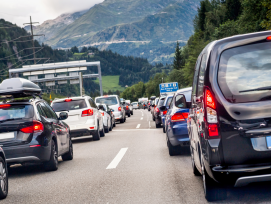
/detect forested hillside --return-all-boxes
[0,19,168,97]
[121,0,271,101]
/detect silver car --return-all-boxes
[95,95,126,123]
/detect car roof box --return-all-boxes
[0,78,41,98]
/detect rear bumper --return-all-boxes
[168,122,189,146]
[70,129,96,137]
[114,112,124,120]
[68,119,97,133]
[3,144,51,164]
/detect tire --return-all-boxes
[113,120,116,127]
[44,139,58,171]
[131,111,133,115]
[128,113,131,117]
[124,116,126,122]
[105,123,109,133]
[0,157,8,200]
[167,138,181,156]
[163,126,166,133]
[62,138,73,161]
[109,120,113,131]
[120,118,124,123]
[201,155,227,201]
[93,124,101,141]
[100,125,105,137]
[191,147,201,176]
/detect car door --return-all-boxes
[190,55,203,167]
[39,102,66,154]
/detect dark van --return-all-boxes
[181,31,271,201]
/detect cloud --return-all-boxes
[0,0,104,27]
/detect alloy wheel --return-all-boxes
[0,162,7,194]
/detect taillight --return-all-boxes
[267,36,271,41]
[118,107,121,111]
[65,99,72,102]
[126,105,129,110]
[163,110,167,115]
[155,107,160,113]
[206,89,216,109]
[82,109,93,117]
[101,112,104,116]
[20,121,44,133]
[208,124,219,137]
[171,112,188,122]
[0,104,11,109]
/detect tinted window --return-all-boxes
[165,97,173,107]
[40,103,55,119]
[44,103,58,119]
[0,104,33,121]
[175,95,187,108]
[52,99,87,112]
[158,98,165,107]
[89,99,97,108]
[197,54,207,97]
[219,42,271,103]
[96,97,118,106]
[37,104,47,118]
[192,57,202,96]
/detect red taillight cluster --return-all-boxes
[118,107,121,111]
[101,112,104,116]
[65,99,72,102]
[171,112,188,122]
[126,105,129,110]
[82,109,93,117]
[163,110,167,115]
[267,36,271,41]
[155,107,160,113]
[205,89,219,138]
[0,104,11,109]
[20,121,44,133]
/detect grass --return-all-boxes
[94,75,125,92]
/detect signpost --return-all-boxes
[159,82,178,95]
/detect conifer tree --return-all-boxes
[173,41,183,70]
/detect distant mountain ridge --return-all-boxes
[25,0,201,64]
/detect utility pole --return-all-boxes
[23,16,44,64]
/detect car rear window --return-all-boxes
[0,104,33,121]
[96,97,118,106]
[219,42,271,103]
[165,97,173,107]
[52,99,87,112]
[158,98,165,106]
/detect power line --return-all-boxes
[0,47,43,60]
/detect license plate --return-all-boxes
[0,132,15,140]
[266,136,271,149]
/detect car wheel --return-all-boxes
[62,138,73,161]
[131,111,133,115]
[109,120,113,131]
[167,138,181,156]
[44,139,58,171]
[120,118,124,123]
[100,125,105,137]
[105,122,109,133]
[163,126,166,133]
[190,146,200,176]
[201,155,227,201]
[0,157,8,200]
[128,113,131,117]
[93,123,101,141]
[113,120,116,127]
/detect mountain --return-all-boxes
[28,0,201,64]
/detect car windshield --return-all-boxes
[96,97,118,106]
[219,41,271,103]
[0,104,33,121]
[52,99,87,112]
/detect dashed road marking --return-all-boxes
[140,117,143,120]
[106,148,128,169]
[136,124,141,128]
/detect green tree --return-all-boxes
[71,46,79,53]
[173,41,184,70]
[225,0,242,21]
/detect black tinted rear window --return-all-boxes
[0,104,33,121]
[52,100,87,112]
[219,42,271,103]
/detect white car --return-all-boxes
[131,102,139,109]
[97,103,112,133]
[51,96,104,141]
[95,95,126,123]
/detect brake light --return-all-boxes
[171,112,188,122]
[206,89,216,109]
[267,36,271,41]
[30,145,41,147]
[208,124,219,137]
[118,107,121,111]
[82,109,93,117]
[163,110,167,115]
[65,99,72,102]
[101,112,104,116]
[0,104,11,109]
[155,107,160,113]
[20,121,44,133]
[126,105,129,110]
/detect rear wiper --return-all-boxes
[239,86,271,93]
[0,118,23,123]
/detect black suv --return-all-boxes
[153,96,166,128]
[0,78,73,171]
[184,31,271,201]
[0,146,8,200]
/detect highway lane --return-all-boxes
[3,109,271,203]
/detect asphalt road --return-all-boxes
[3,109,271,203]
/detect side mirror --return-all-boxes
[59,112,68,120]
[159,106,167,111]
[111,109,114,112]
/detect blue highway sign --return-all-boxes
[159,82,179,93]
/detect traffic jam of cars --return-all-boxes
[1,31,271,202]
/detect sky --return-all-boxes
[0,0,104,27]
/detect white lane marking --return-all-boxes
[106,148,128,169]
[136,124,141,128]
[140,117,143,120]
[113,129,160,131]
[149,121,151,128]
